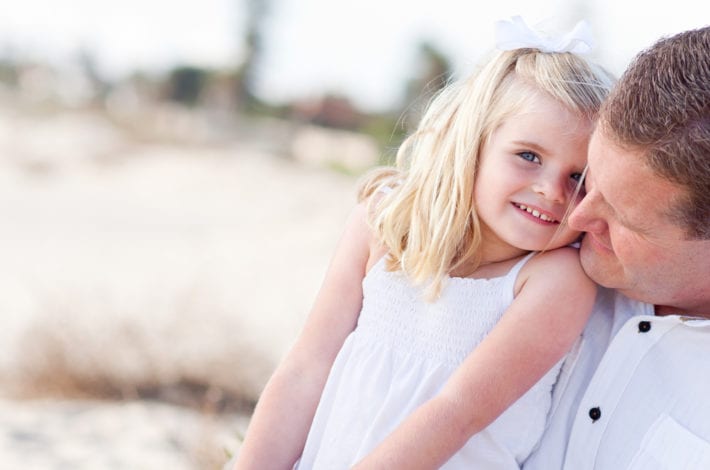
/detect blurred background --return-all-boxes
[0,0,706,468]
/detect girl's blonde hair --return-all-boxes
[359,48,614,297]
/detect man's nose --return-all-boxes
[568,191,605,233]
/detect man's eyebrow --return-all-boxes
[582,166,592,185]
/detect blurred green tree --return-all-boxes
[0,47,19,88]
[236,0,271,111]
[362,40,453,165]
[401,40,453,129]
[166,66,210,107]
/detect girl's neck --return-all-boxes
[450,225,531,278]
[451,250,530,279]
[478,238,530,266]
[474,224,532,268]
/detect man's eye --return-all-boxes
[571,172,583,182]
[518,151,540,163]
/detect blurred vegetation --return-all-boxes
[167,66,209,107]
[0,58,19,87]
[0,0,453,168]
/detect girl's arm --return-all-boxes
[234,202,377,470]
[353,247,596,470]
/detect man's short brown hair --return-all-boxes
[599,26,710,239]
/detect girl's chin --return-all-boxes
[542,231,582,250]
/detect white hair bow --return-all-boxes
[495,16,594,54]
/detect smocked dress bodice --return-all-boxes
[297,253,561,469]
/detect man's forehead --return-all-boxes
[586,131,615,182]
[587,130,640,179]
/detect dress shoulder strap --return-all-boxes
[502,252,537,297]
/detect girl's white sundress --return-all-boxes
[297,253,562,469]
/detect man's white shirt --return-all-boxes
[523,287,710,470]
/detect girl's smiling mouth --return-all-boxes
[512,203,559,224]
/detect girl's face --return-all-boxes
[473,90,592,263]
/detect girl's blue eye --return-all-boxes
[570,172,587,195]
[518,151,540,163]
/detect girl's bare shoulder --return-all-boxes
[346,200,388,273]
[515,247,593,295]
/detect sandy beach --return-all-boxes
[0,105,359,468]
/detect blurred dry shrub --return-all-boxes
[6,282,273,416]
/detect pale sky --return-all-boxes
[0,0,707,112]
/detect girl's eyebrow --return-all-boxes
[511,140,548,154]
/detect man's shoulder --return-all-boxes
[521,288,653,470]
[578,288,654,352]
[592,287,654,326]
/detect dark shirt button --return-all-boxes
[638,321,652,333]
[589,407,601,422]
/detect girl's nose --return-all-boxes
[532,176,567,204]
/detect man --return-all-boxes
[523,26,710,469]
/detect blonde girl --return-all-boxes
[234,17,614,470]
